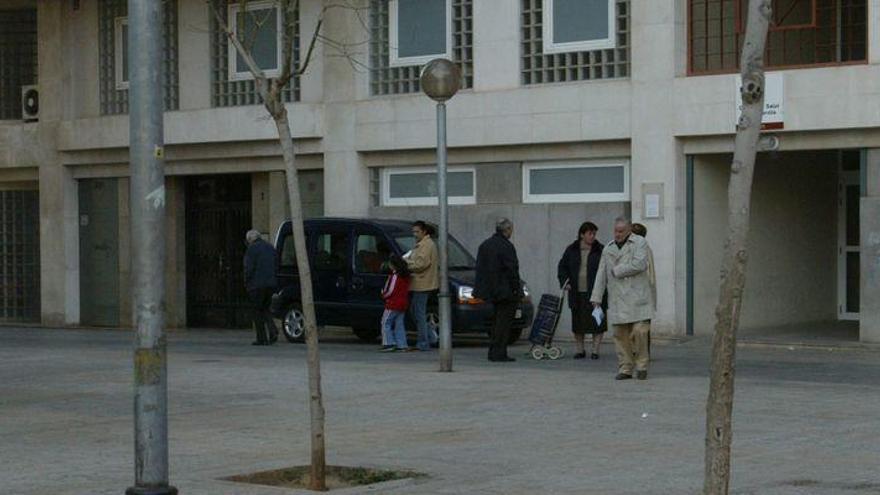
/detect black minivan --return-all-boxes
[270,218,534,344]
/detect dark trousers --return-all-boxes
[249,287,277,344]
[488,299,517,360]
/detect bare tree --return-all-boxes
[207,0,361,489]
[703,1,772,494]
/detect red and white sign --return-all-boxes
[735,72,784,130]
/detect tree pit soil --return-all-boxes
[223,465,425,491]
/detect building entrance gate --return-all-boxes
[185,174,252,328]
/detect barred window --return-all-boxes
[369,0,473,96]
[98,0,179,115]
[0,10,37,120]
[210,1,300,106]
[688,0,867,74]
[0,190,40,323]
[521,0,630,85]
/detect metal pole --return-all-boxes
[437,102,453,372]
[126,0,176,493]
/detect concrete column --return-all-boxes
[321,0,369,217]
[38,157,80,326]
[63,0,99,119]
[861,149,880,342]
[473,0,519,91]
[251,172,271,235]
[37,0,78,326]
[870,0,880,65]
[269,171,289,238]
[297,0,325,104]
[629,0,682,335]
[178,0,211,110]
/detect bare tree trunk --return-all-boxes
[208,0,328,489]
[273,110,326,491]
[703,1,771,494]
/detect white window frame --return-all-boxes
[227,0,283,81]
[381,166,477,206]
[114,17,129,90]
[523,160,630,204]
[542,0,616,54]
[389,0,453,67]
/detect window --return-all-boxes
[228,0,283,80]
[389,0,452,67]
[355,234,392,274]
[369,0,472,96]
[521,0,630,85]
[523,161,629,203]
[98,0,178,115]
[0,9,37,121]
[314,233,349,271]
[542,0,616,54]
[688,0,866,74]
[114,17,129,90]
[381,166,476,206]
[279,234,297,269]
[211,0,299,106]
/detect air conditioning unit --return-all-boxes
[21,85,39,122]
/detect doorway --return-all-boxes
[185,174,252,328]
[838,150,861,320]
[79,178,119,327]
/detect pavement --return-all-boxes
[2,326,880,495]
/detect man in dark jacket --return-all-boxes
[244,229,278,345]
[474,218,522,362]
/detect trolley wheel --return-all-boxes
[547,347,563,360]
[530,347,546,360]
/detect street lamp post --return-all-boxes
[126,1,176,494]
[420,59,461,373]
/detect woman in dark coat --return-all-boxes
[557,221,607,359]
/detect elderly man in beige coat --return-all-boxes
[591,217,655,380]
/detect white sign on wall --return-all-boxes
[735,72,784,130]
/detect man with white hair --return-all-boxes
[474,218,522,362]
[244,229,278,345]
[591,217,655,380]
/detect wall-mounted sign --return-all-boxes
[735,72,783,130]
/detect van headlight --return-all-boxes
[457,286,483,304]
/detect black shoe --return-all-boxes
[489,356,516,362]
[636,370,648,380]
[590,353,600,360]
[573,352,587,360]
[615,373,632,380]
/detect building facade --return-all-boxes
[0,0,878,342]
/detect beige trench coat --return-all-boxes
[590,234,655,325]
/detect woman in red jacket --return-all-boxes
[380,255,412,352]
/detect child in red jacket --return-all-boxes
[380,255,411,352]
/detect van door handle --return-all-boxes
[335,276,346,289]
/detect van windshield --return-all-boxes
[394,235,475,270]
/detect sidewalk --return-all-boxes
[2,326,879,494]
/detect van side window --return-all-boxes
[315,233,348,271]
[355,234,391,274]
[279,233,297,269]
